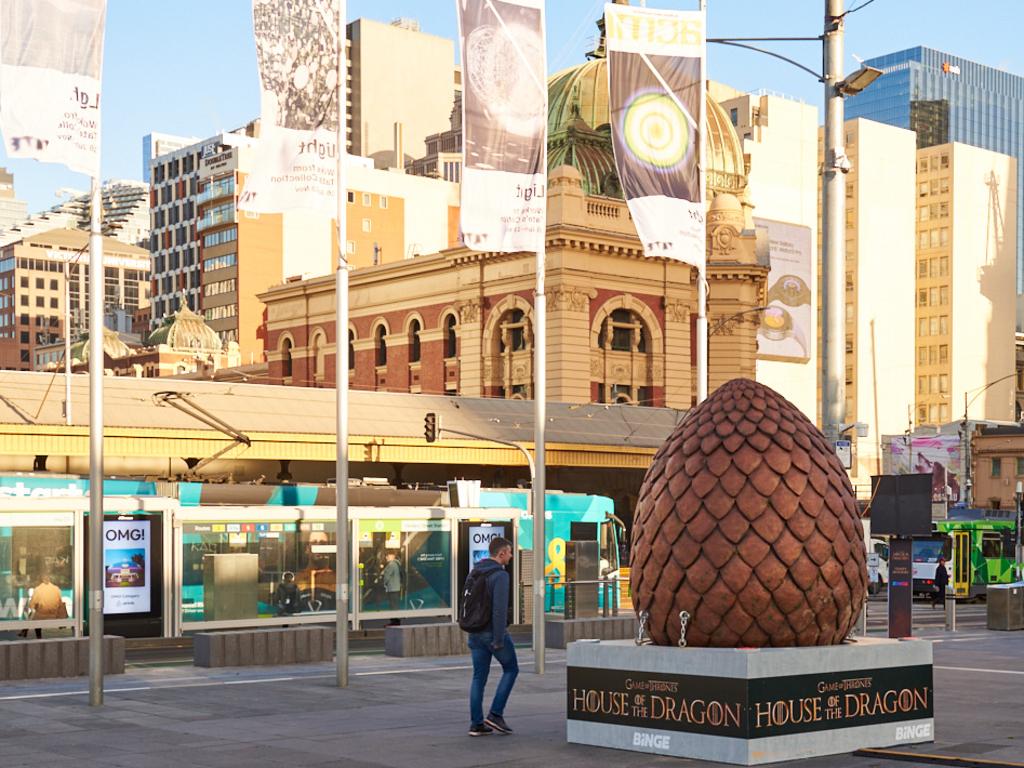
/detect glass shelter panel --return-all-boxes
[181,521,337,622]
[0,512,74,623]
[357,519,452,613]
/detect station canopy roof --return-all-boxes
[0,371,684,451]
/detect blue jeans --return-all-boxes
[468,630,518,726]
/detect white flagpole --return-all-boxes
[64,260,72,425]
[87,173,104,706]
[335,0,350,689]
[533,242,546,675]
[697,0,708,403]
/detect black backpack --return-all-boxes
[458,569,492,632]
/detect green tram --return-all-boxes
[934,512,1019,599]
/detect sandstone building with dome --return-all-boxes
[36,303,241,378]
[259,33,769,409]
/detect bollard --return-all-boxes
[602,580,610,618]
[945,585,956,632]
[861,595,868,636]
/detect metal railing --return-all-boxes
[542,575,621,618]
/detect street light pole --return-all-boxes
[961,371,1018,507]
[821,0,846,445]
[1015,481,1022,581]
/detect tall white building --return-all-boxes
[347,17,458,168]
[830,118,918,488]
[915,142,1017,425]
[717,88,819,422]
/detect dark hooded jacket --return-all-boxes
[468,557,509,642]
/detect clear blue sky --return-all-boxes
[4,0,1021,212]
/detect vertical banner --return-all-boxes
[456,0,547,253]
[103,519,151,615]
[605,3,705,267]
[0,0,106,175]
[238,0,341,217]
[754,218,813,362]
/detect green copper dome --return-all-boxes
[546,55,748,199]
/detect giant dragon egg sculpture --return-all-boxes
[631,378,867,647]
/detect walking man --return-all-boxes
[464,536,518,736]
[933,557,950,608]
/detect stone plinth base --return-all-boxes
[566,637,933,765]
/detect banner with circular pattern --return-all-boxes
[606,3,705,267]
[456,0,547,254]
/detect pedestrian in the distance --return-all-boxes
[382,550,403,626]
[460,536,518,737]
[933,557,950,608]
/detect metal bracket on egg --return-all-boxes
[678,610,691,648]
[635,609,653,646]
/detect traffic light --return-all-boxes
[424,412,439,443]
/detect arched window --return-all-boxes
[593,303,658,406]
[599,308,646,352]
[280,337,293,379]
[348,329,355,371]
[311,329,326,384]
[487,304,533,399]
[445,314,457,358]
[409,319,421,363]
[375,324,387,366]
[499,309,529,352]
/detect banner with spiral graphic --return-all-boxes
[605,3,705,267]
[456,0,547,253]
[238,0,342,219]
[0,0,106,176]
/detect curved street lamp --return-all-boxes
[961,371,1018,506]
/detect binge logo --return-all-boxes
[895,723,932,740]
[633,731,671,750]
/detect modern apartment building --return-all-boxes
[822,118,917,486]
[149,129,251,326]
[142,132,199,183]
[347,17,458,167]
[915,143,1017,426]
[0,228,150,370]
[847,47,1024,291]
[718,87,819,421]
[50,181,151,248]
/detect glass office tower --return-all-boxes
[846,46,1024,290]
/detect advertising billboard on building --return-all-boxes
[886,435,961,503]
[754,218,813,363]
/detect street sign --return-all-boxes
[834,439,852,470]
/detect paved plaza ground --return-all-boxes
[0,600,1021,768]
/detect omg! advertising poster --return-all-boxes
[103,519,151,614]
